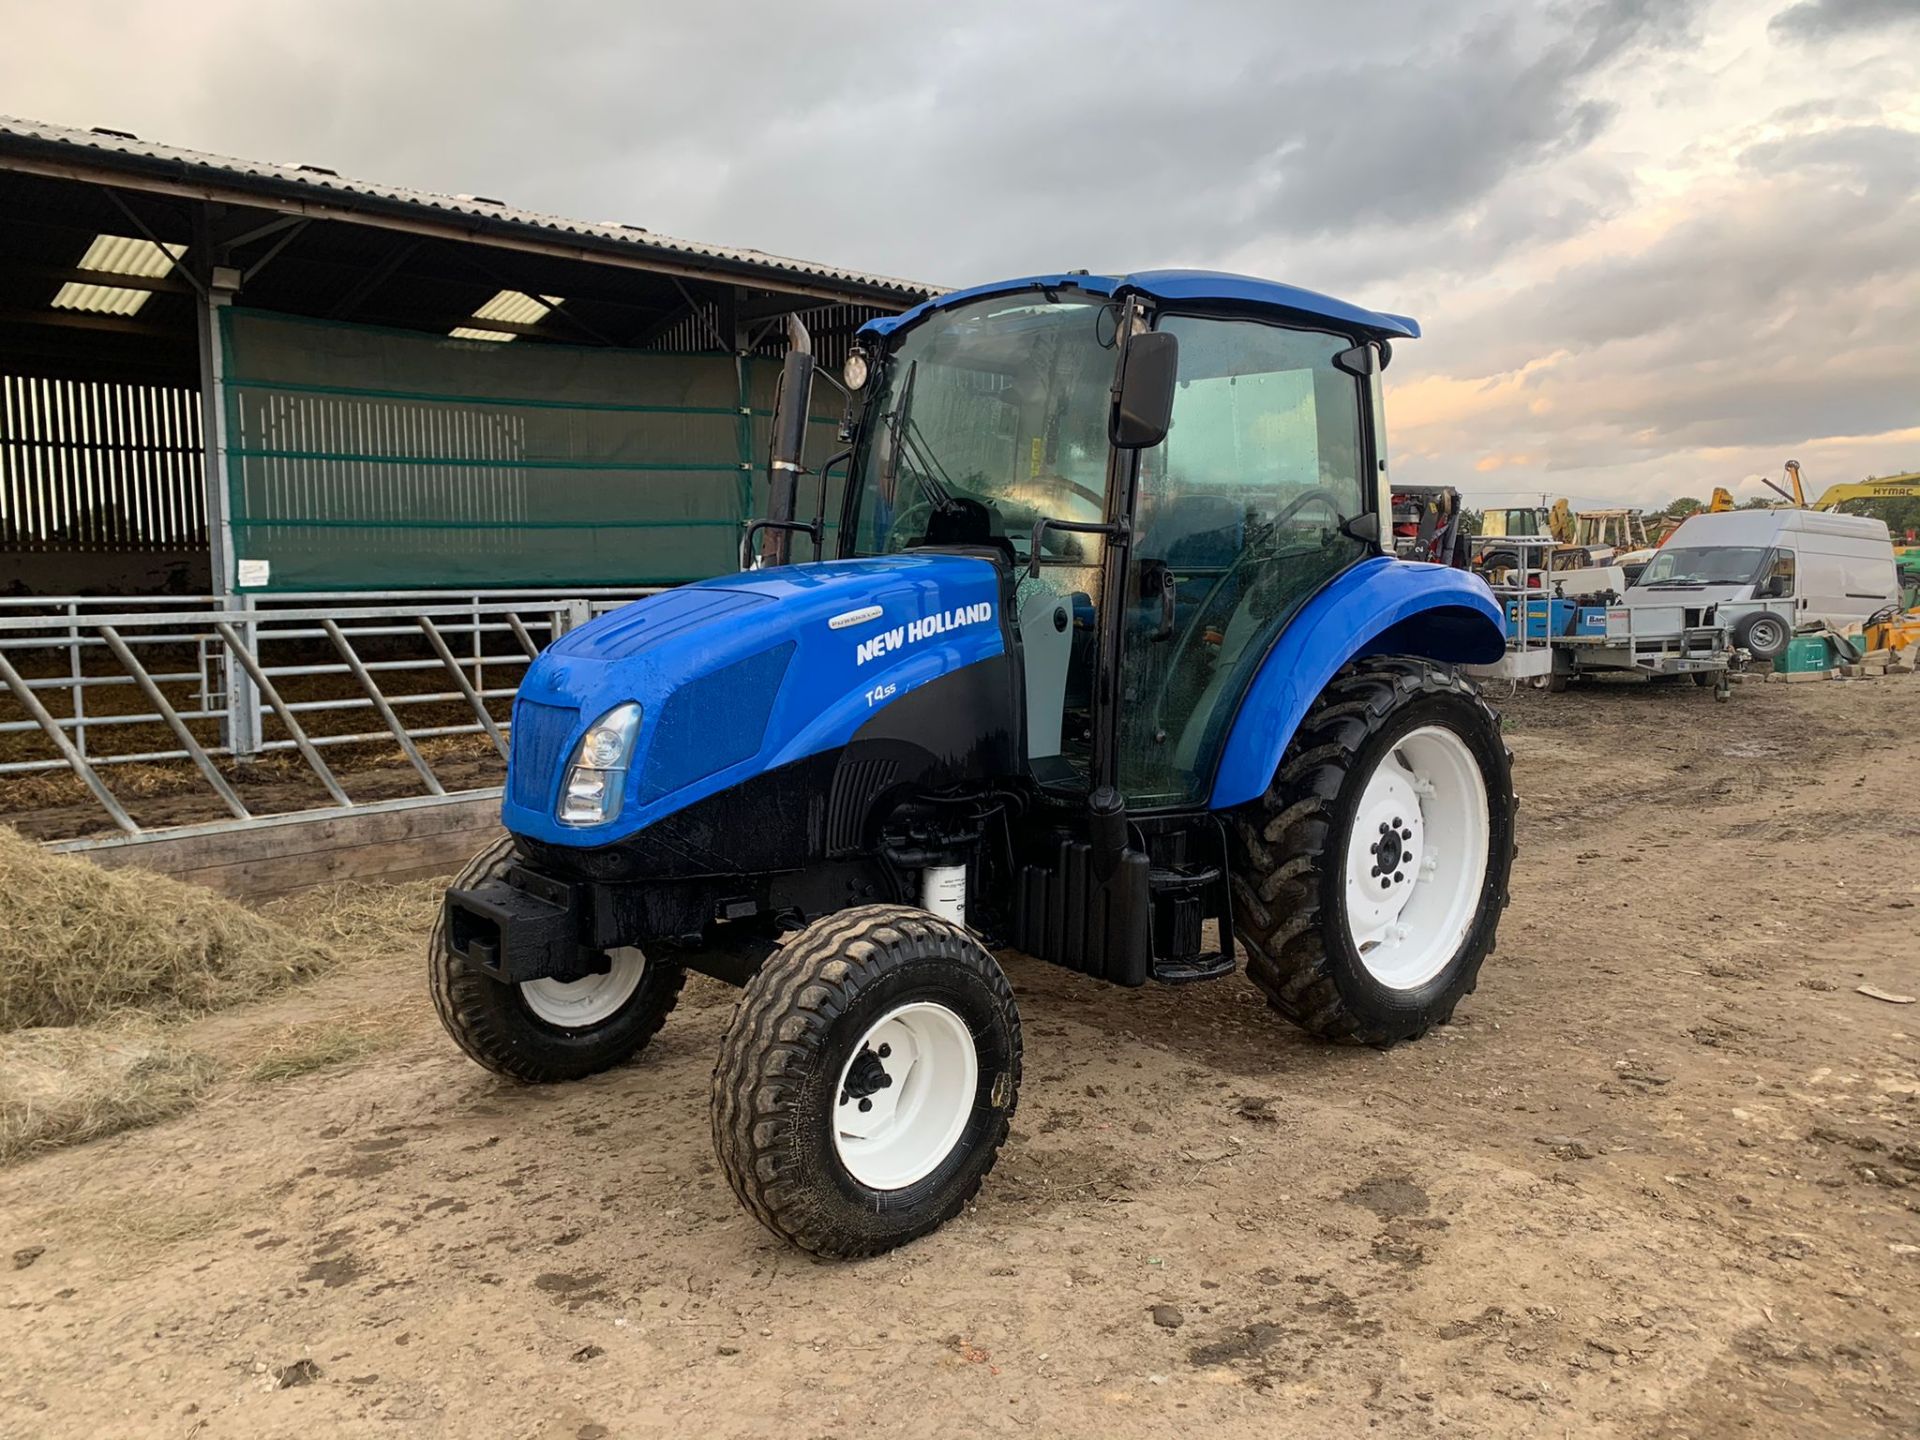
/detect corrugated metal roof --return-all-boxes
[0,115,939,303]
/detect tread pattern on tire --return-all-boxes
[711,903,1020,1259]
[427,835,685,1084]
[1227,656,1515,1046]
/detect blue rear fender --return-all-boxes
[1207,557,1504,811]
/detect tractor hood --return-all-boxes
[502,553,1007,845]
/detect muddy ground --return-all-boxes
[2,673,1917,1438]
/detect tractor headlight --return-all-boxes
[842,346,869,392]
[558,702,642,827]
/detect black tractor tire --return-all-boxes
[1227,657,1516,1046]
[711,904,1021,1258]
[428,835,685,1084]
[1732,610,1789,661]
[1692,671,1716,688]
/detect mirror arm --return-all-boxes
[1340,512,1383,546]
[813,447,853,561]
[741,517,824,571]
[1333,340,1381,377]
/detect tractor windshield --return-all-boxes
[847,294,1115,560]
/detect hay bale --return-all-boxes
[0,827,335,1030]
[0,1027,214,1161]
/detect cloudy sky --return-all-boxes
[3,0,1916,510]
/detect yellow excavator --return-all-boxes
[1770,461,1920,653]
[1780,459,1920,524]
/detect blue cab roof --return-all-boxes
[857,268,1420,342]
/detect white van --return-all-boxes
[1627,509,1901,630]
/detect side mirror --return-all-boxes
[1109,329,1178,450]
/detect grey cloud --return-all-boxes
[1770,0,1920,42]
[1742,123,1920,189]
[1391,111,1920,503]
[34,0,1699,288]
[1437,122,1920,376]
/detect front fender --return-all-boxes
[1208,557,1504,810]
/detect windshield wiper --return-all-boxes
[879,360,961,515]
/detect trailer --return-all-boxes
[1544,601,1733,696]
[1464,535,1791,698]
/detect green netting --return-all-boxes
[219,309,846,590]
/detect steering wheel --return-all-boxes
[1147,487,1349,733]
[888,466,1108,561]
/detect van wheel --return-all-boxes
[1227,658,1517,1046]
[1733,611,1789,660]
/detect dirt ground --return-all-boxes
[2,673,1916,1439]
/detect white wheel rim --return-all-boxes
[519,947,647,1028]
[833,1001,979,1191]
[1343,725,1491,991]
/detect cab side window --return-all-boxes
[1763,549,1795,598]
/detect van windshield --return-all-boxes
[1635,546,1768,588]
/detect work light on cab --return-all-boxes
[558,701,641,826]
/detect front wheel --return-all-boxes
[711,905,1021,1257]
[428,836,685,1084]
[1228,657,1516,1046]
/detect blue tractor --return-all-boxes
[433,270,1514,1257]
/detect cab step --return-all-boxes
[1151,951,1235,984]
[1148,865,1235,983]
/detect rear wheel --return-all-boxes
[711,905,1021,1257]
[1228,657,1516,1045]
[428,836,685,1083]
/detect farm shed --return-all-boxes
[0,116,935,597]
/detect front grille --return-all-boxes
[507,699,579,812]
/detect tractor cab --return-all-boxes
[803,272,1408,811]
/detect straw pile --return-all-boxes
[0,1027,214,1160]
[0,826,336,1031]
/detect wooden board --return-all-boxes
[52,795,504,898]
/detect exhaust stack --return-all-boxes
[763,314,816,567]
